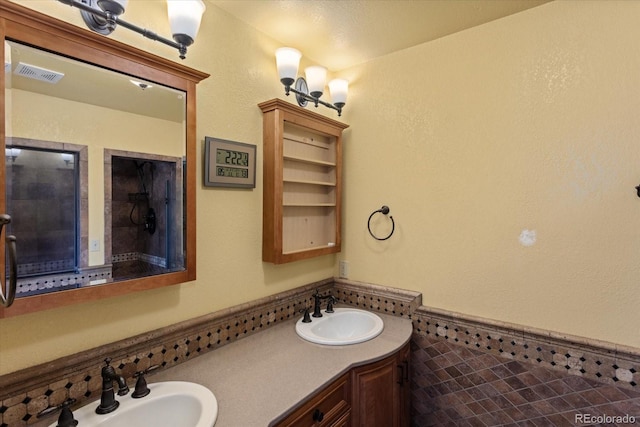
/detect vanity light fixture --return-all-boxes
[275,47,348,117]
[56,0,206,60]
[130,79,153,90]
[61,153,75,166]
[5,148,21,163]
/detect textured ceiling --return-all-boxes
[209,0,552,71]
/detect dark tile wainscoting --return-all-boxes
[411,306,640,426]
[1,278,638,427]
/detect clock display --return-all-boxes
[216,166,248,178]
[216,148,249,167]
[205,136,255,188]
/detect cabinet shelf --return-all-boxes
[283,178,336,187]
[282,243,337,255]
[259,99,349,264]
[283,203,336,207]
[283,154,336,167]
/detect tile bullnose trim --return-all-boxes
[415,305,640,359]
[333,278,422,318]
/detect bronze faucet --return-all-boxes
[312,290,336,318]
[95,358,130,414]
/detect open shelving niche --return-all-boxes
[259,99,349,263]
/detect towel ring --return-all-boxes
[368,205,395,241]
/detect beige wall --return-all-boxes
[339,1,640,349]
[1,0,638,375]
[0,0,336,374]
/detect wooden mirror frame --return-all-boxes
[0,2,209,318]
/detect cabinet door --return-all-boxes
[351,356,397,427]
[351,343,411,427]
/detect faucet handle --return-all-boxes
[132,365,159,398]
[37,398,78,427]
[299,308,312,323]
[326,296,335,313]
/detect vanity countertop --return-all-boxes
[150,309,413,427]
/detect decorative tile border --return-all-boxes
[2,278,639,427]
[412,306,639,391]
[0,278,336,426]
[15,265,113,297]
[332,278,422,318]
[112,252,166,268]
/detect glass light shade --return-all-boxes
[275,47,302,86]
[305,66,327,98]
[97,0,128,15]
[5,148,21,160]
[167,0,206,45]
[328,79,348,106]
[61,153,74,163]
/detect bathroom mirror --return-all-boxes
[0,2,208,317]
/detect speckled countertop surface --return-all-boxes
[149,309,413,427]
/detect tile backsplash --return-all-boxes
[1,278,638,427]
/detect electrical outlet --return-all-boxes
[90,239,100,252]
[339,260,349,278]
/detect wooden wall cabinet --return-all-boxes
[274,342,410,427]
[259,99,349,264]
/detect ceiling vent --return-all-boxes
[13,62,64,84]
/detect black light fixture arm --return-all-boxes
[57,0,190,59]
[284,84,344,117]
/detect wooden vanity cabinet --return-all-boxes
[276,373,351,427]
[274,342,410,427]
[259,99,349,264]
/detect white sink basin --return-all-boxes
[296,308,384,345]
[51,381,217,427]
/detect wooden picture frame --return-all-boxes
[204,137,256,188]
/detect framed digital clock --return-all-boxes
[204,137,256,188]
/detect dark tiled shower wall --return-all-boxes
[411,307,640,426]
[111,158,173,259]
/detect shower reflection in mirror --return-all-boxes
[5,139,88,296]
[107,152,184,281]
[4,38,189,300]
